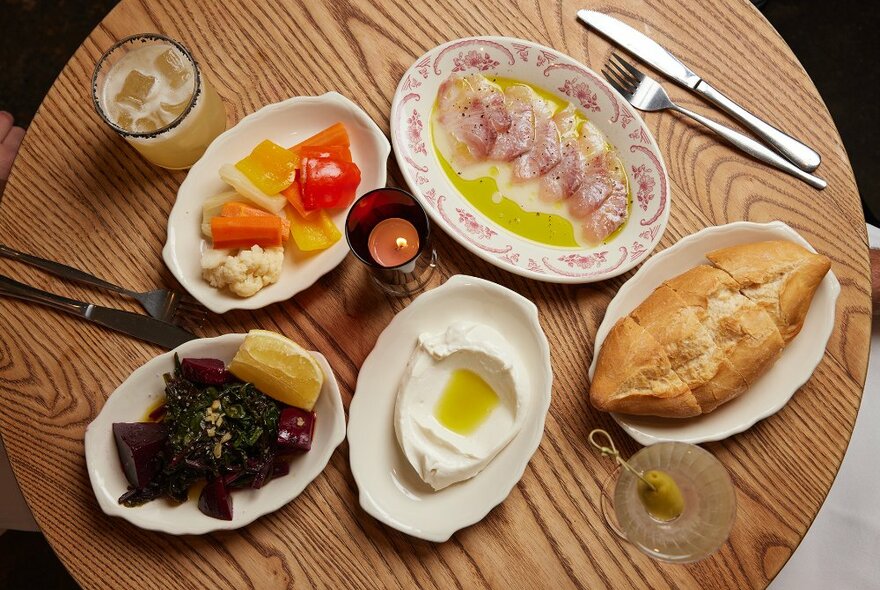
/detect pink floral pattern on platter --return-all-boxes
[639,224,661,242]
[424,188,437,206]
[416,174,429,185]
[536,51,557,67]
[404,156,428,173]
[542,247,629,277]
[629,241,647,261]
[543,63,620,124]
[512,43,530,62]
[401,76,422,91]
[452,50,500,73]
[528,259,545,273]
[407,109,426,156]
[629,127,650,144]
[556,251,608,269]
[434,39,515,75]
[457,209,497,239]
[631,164,656,212]
[415,56,431,78]
[435,195,513,254]
[630,145,667,226]
[557,79,600,112]
[619,109,634,129]
[501,252,521,265]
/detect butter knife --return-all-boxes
[577,10,822,172]
[0,275,196,349]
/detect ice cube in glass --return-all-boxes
[154,47,191,89]
[115,69,155,109]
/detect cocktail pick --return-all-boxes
[588,429,656,491]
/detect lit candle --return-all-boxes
[367,218,420,267]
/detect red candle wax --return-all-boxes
[367,218,420,267]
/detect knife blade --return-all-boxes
[576,10,822,173]
[577,10,702,89]
[0,274,197,350]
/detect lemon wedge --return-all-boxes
[229,330,324,410]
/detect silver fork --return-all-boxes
[0,244,207,329]
[603,54,827,190]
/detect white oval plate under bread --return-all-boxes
[588,221,840,445]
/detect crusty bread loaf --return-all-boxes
[590,240,830,418]
[707,240,831,342]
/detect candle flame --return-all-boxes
[396,237,408,249]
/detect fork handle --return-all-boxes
[695,81,821,172]
[671,105,827,190]
[0,244,133,296]
[0,274,90,317]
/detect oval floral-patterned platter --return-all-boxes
[390,37,670,283]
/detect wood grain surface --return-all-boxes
[0,0,870,588]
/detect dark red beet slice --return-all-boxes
[198,477,233,520]
[112,422,168,488]
[272,459,290,478]
[277,407,316,453]
[180,358,232,385]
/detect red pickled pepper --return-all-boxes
[299,157,361,211]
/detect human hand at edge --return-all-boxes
[0,111,26,195]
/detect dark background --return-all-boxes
[0,0,877,588]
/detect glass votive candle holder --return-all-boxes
[345,188,437,296]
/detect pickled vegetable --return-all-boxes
[288,207,341,252]
[181,358,232,386]
[235,139,298,195]
[277,407,317,452]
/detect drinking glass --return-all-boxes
[92,33,227,169]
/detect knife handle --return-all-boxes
[695,81,821,172]
[672,105,826,189]
[0,274,90,317]
[0,244,133,296]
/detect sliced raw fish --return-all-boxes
[553,104,579,139]
[579,123,608,158]
[567,153,627,218]
[539,169,566,202]
[581,181,628,245]
[438,74,511,159]
[514,99,561,180]
[489,85,536,161]
[568,176,614,218]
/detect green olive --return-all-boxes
[637,470,684,521]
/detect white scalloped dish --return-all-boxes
[84,334,346,534]
[588,221,840,445]
[390,37,670,283]
[347,275,553,542]
[163,92,391,313]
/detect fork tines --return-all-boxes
[603,53,644,97]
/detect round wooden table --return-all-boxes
[0,0,870,588]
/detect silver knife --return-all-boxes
[577,10,822,172]
[0,274,196,350]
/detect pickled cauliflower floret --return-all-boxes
[201,245,283,297]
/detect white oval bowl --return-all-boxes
[588,221,840,445]
[84,333,346,534]
[164,92,391,313]
[390,36,670,283]
[347,275,553,542]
